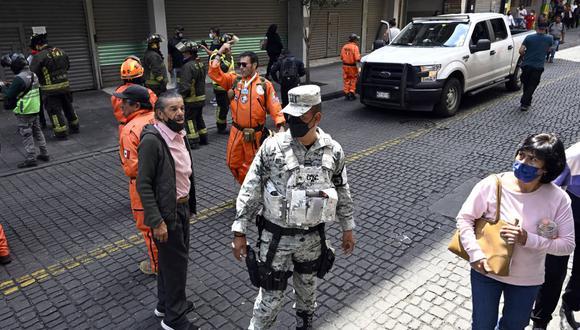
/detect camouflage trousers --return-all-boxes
[248,230,322,330]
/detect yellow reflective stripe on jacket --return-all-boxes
[40,81,70,91]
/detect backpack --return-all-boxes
[281,58,298,81]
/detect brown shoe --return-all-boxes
[139,260,157,275]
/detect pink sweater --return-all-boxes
[457,173,575,286]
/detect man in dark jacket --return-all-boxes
[265,24,283,80]
[137,90,198,330]
[177,41,207,149]
[29,33,79,138]
[168,26,185,85]
[271,49,306,108]
[143,33,168,96]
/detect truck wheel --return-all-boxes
[435,78,462,117]
[506,58,523,91]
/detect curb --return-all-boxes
[0,90,345,178]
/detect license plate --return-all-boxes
[376,91,390,99]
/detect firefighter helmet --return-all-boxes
[175,40,198,54]
[120,57,144,80]
[0,53,28,74]
[146,33,163,45]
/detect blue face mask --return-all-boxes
[512,160,541,183]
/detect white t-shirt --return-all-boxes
[519,8,528,17]
[508,14,516,26]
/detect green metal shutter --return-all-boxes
[309,0,364,60]
[93,0,150,87]
[164,0,288,66]
[0,1,95,91]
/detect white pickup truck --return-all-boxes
[359,13,534,116]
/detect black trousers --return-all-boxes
[520,66,544,107]
[43,91,79,137]
[532,191,580,326]
[214,89,229,128]
[146,83,167,97]
[37,89,47,126]
[266,53,280,78]
[154,202,191,329]
[280,79,300,108]
[184,102,207,145]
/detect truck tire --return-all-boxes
[506,58,523,91]
[435,78,462,117]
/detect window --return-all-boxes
[490,18,508,41]
[470,21,491,45]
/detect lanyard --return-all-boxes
[243,73,258,89]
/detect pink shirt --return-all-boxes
[457,173,575,286]
[155,122,192,199]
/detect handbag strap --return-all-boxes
[492,174,502,223]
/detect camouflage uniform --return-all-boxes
[234,127,355,329]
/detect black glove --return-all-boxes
[200,40,208,48]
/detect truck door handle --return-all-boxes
[508,45,513,50]
[490,50,496,55]
[462,55,470,61]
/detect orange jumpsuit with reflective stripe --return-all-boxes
[0,224,9,258]
[111,83,157,136]
[119,109,158,272]
[208,62,285,184]
[340,42,361,94]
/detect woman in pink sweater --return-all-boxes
[457,133,575,330]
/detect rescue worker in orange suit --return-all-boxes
[208,44,285,184]
[111,56,157,136]
[0,223,10,265]
[143,33,168,97]
[177,40,208,149]
[114,85,158,275]
[29,32,80,138]
[340,33,361,101]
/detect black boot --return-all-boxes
[70,125,80,134]
[199,134,209,145]
[296,310,313,330]
[17,159,37,168]
[561,301,580,329]
[217,123,228,134]
[0,255,11,265]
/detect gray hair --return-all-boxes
[154,90,182,119]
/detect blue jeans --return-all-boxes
[471,269,541,330]
[548,39,560,60]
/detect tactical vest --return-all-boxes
[263,134,338,227]
[13,70,41,115]
[184,61,206,103]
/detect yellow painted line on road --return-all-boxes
[0,81,555,297]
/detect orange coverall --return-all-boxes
[119,109,158,272]
[0,224,9,259]
[208,62,285,184]
[111,83,157,135]
[340,42,361,95]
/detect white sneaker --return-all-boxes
[154,308,165,318]
[161,319,175,330]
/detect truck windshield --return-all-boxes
[391,22,469,47]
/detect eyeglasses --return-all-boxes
[237,62,250,68]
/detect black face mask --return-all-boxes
[164,118,184,132]
[287,115,314,138]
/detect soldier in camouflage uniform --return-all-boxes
[231,85,356,330]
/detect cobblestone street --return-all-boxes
[1,42,580,330]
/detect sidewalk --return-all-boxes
[0,59,343,175]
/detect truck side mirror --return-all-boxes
[470,39,491,53]
[373,39,386,50]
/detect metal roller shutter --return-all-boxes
[164,0,288,66]
[475,0,498,12]
[0,1,95,91]
[366,0,385,52]
[93,0,150,87]
[309,0,364,60]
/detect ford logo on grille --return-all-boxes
[379,71,392,78]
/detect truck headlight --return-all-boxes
[416,64,441,82]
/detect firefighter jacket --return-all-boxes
[209,51,234,91]
[340,42,361,66]
[111,83,158,125]
[143,48,168,87]
[2,68,41,115]
[119,109,155,178]
[233,128,355,234]
[29,46,70,94]
[178,57,206,104]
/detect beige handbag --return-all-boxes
[448,175,516,276]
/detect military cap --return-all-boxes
[282,85,322,117]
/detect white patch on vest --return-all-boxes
[241,95,248,104]
[256,84,264,95]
